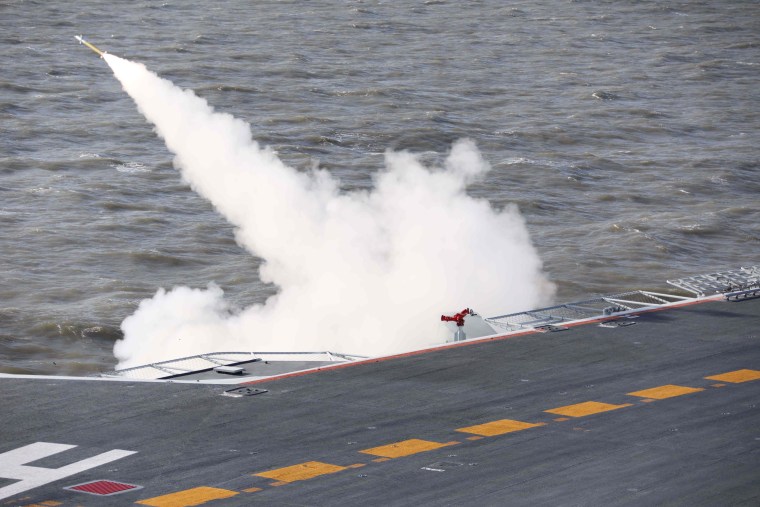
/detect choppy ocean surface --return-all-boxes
[1,0,758,375]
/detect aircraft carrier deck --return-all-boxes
[1,269,759,506]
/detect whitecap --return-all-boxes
[112,161,151,173]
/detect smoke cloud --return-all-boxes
[105,54,554,369]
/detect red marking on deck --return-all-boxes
[65,480,141,496]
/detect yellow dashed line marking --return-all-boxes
[456,419,545,437]
[131,367,757,502]
[136,486,238,507]
[706,369,760,383]
[627,384,704,399]
[255,461,347,483]
[360,439,457,459]
[545,401,632,418]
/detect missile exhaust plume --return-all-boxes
[98,52,555,368]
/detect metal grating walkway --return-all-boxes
[104,351,365,380]
[667,266,760,297]
[485,291,690,332]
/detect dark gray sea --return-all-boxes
[1,0,758,375]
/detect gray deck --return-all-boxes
[2,296,759,506]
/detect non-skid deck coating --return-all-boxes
[2,297,759,506]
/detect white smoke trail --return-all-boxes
[105,54,555,368]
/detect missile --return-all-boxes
[74,35,106,57]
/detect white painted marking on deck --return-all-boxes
[0,442,136,500]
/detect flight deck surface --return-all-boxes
[2,296,759,506]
